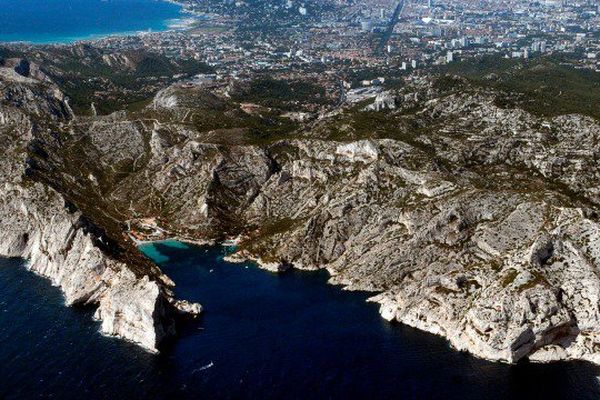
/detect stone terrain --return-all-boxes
[0,60,201,352]
[2,51,600,366]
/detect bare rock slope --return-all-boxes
[0,63,200,352]
[4,60,600,366]
[65,80,600,365]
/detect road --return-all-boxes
[376,0,406,55]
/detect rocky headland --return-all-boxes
[0,59,201,352]
[2,49,600,365]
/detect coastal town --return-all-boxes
[11,0,587,118]
[88,0,600,73]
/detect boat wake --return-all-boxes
[191,362,214,374]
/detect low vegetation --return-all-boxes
[438,54,600,120]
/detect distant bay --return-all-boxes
[0,0,186,44]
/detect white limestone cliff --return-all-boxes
[0,182,181,352]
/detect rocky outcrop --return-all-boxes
[365,91,397,111]
[4,59,600,366]
[0,68,200,352]
[0,182,180,351]
[83,80,600,365]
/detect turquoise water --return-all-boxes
[0,0,185,44]
[0,244,599,399]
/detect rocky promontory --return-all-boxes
[3,50,600,367]
[0,61,200,352]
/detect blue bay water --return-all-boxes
[0,243,599,399]
[0,0,184,44]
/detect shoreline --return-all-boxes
[132,236,215,248]
[152,239,600,367]
[0,1,203,46]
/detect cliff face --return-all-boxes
[39,79,599,365]
[0,183,177,350]
[0,64,199,352]
[163,139,600,365]
[4,54,600,366]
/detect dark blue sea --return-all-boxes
[0,0,185,44]
[0,241,599,399]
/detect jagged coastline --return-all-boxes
[123,83,600,365]
[0,62,200,353]
[3,52,600,367]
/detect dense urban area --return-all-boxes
[4,0,597,116]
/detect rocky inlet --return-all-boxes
[2,55,600,366]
